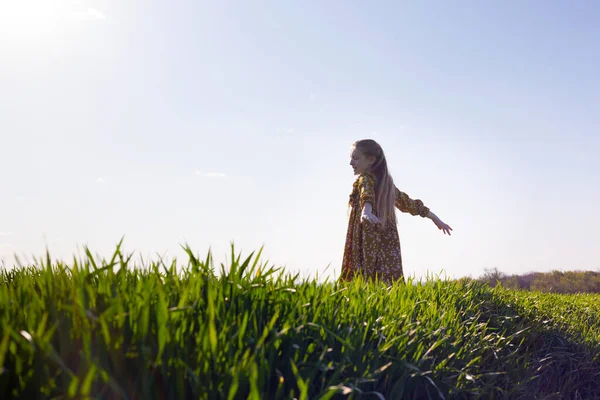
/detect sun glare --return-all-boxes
[0,0,103,41]
[1,1,60,39]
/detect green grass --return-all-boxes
[1,242,600,399]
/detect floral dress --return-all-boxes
[340,173,430,284]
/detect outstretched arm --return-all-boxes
[394,187,429,217]
[395,187,452,235]
[426,210,453,236]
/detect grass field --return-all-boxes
[1,243,600,399]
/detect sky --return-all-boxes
[1,0,599,281]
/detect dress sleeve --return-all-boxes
[358,173,376,210]
[394,186,430,217]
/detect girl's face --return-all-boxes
[350,147,375,175]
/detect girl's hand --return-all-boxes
[432,216,452,235]
[361,210,380,224]
[361,202,380,224]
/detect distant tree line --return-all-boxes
[477,267,600,294]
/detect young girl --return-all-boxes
[341,139,452,284]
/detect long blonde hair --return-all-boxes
[353,139,397,229]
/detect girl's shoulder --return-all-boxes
[354,172,377,187]
[360,172,376,181]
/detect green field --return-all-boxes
[2,243,600,399]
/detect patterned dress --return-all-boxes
[340,173,430,284]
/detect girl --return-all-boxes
[341,139,452,284]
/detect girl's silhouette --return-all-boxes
[341,139,452,284]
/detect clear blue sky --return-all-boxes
[1,0,599,280]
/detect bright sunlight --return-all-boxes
[0,0,104,41]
